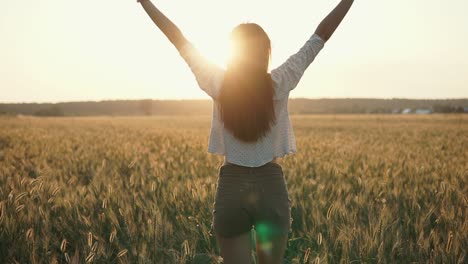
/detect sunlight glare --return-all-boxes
[195,32,230,69]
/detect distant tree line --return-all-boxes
[33,106,65,116]
[288,99,468,114]
[432,104,466,113]
[0,99,467,116]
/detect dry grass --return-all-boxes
[0,114,466,263]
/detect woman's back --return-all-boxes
[179,33,325,167]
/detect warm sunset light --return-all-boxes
[1,0,467,103]
[1,1,467,263]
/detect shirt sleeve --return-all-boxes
[270,34,325,99]
[178,43,225,100]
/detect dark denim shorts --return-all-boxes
[211,162,292,238]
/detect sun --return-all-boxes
[193,34,231,70]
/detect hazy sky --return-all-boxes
[1,0,467,103]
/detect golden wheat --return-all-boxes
[0,115,466,263]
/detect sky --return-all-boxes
[0,0,467,103]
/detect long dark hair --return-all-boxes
[218,23,276,143]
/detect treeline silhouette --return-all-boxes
[0,98,467,116]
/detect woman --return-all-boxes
[137,0,354,263]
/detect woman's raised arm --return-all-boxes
[315,0,354,42]
[138,0,188,51]
[137,0,224,99]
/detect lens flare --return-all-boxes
[255,221,282,255]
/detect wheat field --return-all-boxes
[0,115,466,263]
